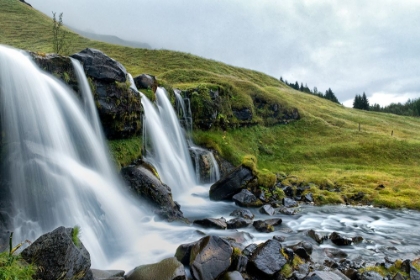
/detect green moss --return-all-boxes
[72,225,81,247]
[256,168,276,188]
[108,137,142,169]
[241,154,257,171]
[0,252,35,280]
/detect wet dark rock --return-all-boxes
[252,218,282,233]
[308,270,351,280]
[283,186,295,197]
[324,248,348,259]
[273,235,286,242]
[213,151,236,179]
[193,217,227,230]
[221,271,244,280]
[120,165,184,222]
[278,207,297,215]
[304,193,314,203]
[190,147,219,184]
[410,264,420,280]
[230,209,254,220]
[260,204,275,215]
[401,260,411,274]
[342,268,360,280]
[231,255,248,273]
[70,49,141,139]
[125,257,185,280]
[227,217,252,229]
[175,240,199,266]
[133,74,157,92]
[21,226,92,280]
[308,229,326,244]
[284,247,295,262]
[351,192,365,202]
[330,232,353,246]
[91,269,125,279]
[283,197,298,208]
[233,107,252,121]
[247,239,286,278]
[352,236,364,244]
[210,166,255,201]
[232,189,263,207]
[243,244,258,257]
[294,247,311,260]
[361,271,383,280]
[293,263,310,280]
[71,48,126,82]
[190,235,233,280]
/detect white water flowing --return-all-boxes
[141,88,197,197]
[0,45,147,268]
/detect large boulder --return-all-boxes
[125,257,185,280]
[209,166,255,201]
[247,239,287,278]
[190,235,233,280]
[71,48,127,82]
[232,189,263,207]
[121,165,184,222]
[21,226,92,280]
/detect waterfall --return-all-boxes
[141,86,222,194]
[0,45,146,268]
[141,88,197,197]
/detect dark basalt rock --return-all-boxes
[307,270,350,280]
[360,271,383,280]
[120,165,184,222]
[243,243,258,257]
[278,207,297,215]
[247,239,286,278]
[308,229,326,244]
[71,48,127,82]
[91,269,125,279]
[175,240,199,266]
[260,204,275,215]
[227,217,252,229]
[233,107,253,121]
[21,226,92,280]
[125,257,185,280]
[330,232,353,246]
[304,193,314,203]
[283,186,295,197]
[231,255,248,273]
[210,166,255,201]
[190,147,219,184]
[190,235,233,280]
[283,197,298,208]
[133,74,157,92]
[253,220,275,233]
[410,264,420,280]
[193,217,227,230]
[230,209,254,220]
[232,189,263,207]
[221,271,244,280]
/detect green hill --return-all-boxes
[1,0,420,209]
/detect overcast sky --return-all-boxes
[27,0,420,107]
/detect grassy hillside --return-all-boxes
[1,0,420,209]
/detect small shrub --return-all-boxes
[72,225,81,247]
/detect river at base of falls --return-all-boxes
[109,183,420,270]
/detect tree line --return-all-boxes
[280,77,340,104]
[352,92,420,117]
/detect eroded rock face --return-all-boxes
[21,226,92,280]
[125,257,186,280]
[121,165,184,222]
[209,166,254,201]
[71,48,127,82]
[247,239,286,278]
[190,235,233,280]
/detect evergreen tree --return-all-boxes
[362,92,369,110]
[324,88,339,103]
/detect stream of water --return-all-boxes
[1,45,419,272]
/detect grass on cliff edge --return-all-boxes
[2,0,420,209]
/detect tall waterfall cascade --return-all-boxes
[0,45,146,268]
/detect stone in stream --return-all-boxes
[175,240,200,266]
[229,209,254,220]
[410,264,420,280]
[21,226,92,280]
[220,271,244,280]
[329,232,353,246]
[209,166,255,201]
[283,197,298,208]
[259,204,275,215]
[247,239,287,278]
[91,269,125,279]
[232,189,263,207]
[307,270,351,280]
[226,217,252,229]
[242,243,258,257]
[121,165,185,222]
[308,229,326,244]
[125,257,185,280]
[252,218,282,233]
[193,217,227,230]
[189,235,233,280]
